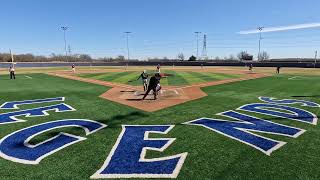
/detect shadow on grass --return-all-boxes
[20,112,149,144]
[99,111,149,128]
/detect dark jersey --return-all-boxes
[148,76,160,88]
[140,73,148,79]
[138,72,148,80]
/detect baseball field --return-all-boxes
[0,66,319,179]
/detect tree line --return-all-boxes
[0,53,128,62]
[0,51,270,62]
[176,51,270,61]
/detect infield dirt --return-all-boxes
[48,68,269,112]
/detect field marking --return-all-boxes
[90,125,187,179]
[0,119,107,165]
[25,75,33,79]
[288,76,301,80]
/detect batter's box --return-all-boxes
[120,89,187,100]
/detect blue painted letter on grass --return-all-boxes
[0,103,75,124]
[238,103,317,125]
[259,97,320,107]
[0,119,106,164]
[0,97,65,109]
[91,125,187,179]
[184,111,304,155]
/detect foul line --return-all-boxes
[288,76,301,80]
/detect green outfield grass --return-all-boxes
[77,70,242,86]
[0,73,319,179]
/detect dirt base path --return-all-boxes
[48,72,270,112]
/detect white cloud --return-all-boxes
[238,23,320,34]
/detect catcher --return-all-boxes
[137,70,149,91]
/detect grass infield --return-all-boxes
[0,70,319,179]
[77,70,242,86]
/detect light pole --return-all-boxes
[194,32,201,59]
[61,26,68,57]
[257,27,264,61]
[315,50,318,68]
[124,32,132,60]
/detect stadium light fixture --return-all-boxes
[61,26,69,57]
[257,27,264,61]
[315,50,318,68]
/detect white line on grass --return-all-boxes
[25,75,33,79]
[288,76,301,80]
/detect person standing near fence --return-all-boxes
[276,66,281,74]
[9,65,16,80]
[156,64,161,73]
[71,64,76,73]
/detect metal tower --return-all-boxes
[201,34,207,59]
[194,32,201,59]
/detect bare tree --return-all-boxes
[116,55,125,61]
[237,51,253,61]
[177,53,185,61]
[188,55,197,61]
[237,51,247,60]
[79,54,92,61]
[260,51,270,61]
[228,54,236,60]
[0,53,12,62]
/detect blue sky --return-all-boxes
[1,0,320,59]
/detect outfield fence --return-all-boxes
[0,61,319,68]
